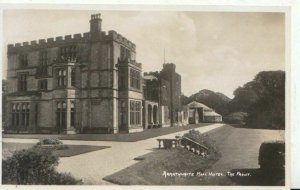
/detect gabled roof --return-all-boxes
[187,101,222,117]
[204,111,222,117]
[187,101,210,109]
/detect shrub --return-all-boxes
[2,147,82,185]
[223,112,248,124]
[37,138,63,145]
[183,129,220,157]
[258,141,285,172]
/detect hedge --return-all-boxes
[258,141,285,172]
[37,138,63,145]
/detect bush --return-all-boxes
[2,147,82,185]
[183,129,220,156]
[258,141,285,172]
[223,112,248,124]
[37,138,63,145]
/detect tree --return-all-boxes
[228,71,285,129]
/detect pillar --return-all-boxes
[66,99,75,134]
[29,101,38,132]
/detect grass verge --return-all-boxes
[2,142,109,159]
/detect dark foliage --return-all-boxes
[258,141,285,172]
[37,138,63,145]
[184,89,231,115]
[228,71,285,129]
[2,147,82,185]
[223,112,248,124]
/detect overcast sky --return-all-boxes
[2,10,285,98]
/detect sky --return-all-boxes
[2,10,285,98]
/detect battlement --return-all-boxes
[105,30,136,52]
[163,63,176,71]
[7,32,92,53]
[8,30,136,53]
[144,71,160,76]
[91,13,102,20]
[8,13,136,53]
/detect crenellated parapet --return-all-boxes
[7,32,91,53]
[8,29,136,53]
[144,71,160,77]
[105,30,136,52]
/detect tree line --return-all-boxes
[182,70,285,130]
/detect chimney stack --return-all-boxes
[90,13,102,40]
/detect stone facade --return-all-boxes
[143,63,183,128]
[4,13,183,134]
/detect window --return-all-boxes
[130,101,134,125]
[11,103,30,127]
[130,100,141,125]
[18,73,28,91]
[130,69,140,90]
[120,101,126,125]
[11,104,17,126]
[120,46,131,61]
[71,68,75,87]
[56,101,66,130]
[20,54,28,67]
[38,79,48,90]
[39,51,48,75]
[57,69,66,87]
[60,45,77,60]
[70,101,75,127]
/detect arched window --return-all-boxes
[11,103,30,127]
[57,69,67,87]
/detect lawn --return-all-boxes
[2,142,110,160]
[103,125,285,185]
[103,148,221,185]
[3,123,210,142]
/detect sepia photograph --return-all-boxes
[1,6,287,188]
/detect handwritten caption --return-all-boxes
[162,171,251,178]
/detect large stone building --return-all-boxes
[4,13,183,134]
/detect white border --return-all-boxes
[0,1,298,190]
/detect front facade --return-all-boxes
[4,13,183,134]
[5,14,142,134]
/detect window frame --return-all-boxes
[57,68,67,87]
[130,69,141,90]
[11,102,30,127]
[129,100,141,125]
[19,54,28,68]
[17,73,28,92]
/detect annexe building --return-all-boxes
[186,101,222,124]
[5,13,183,134]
